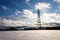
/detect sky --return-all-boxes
[0,0,60,26]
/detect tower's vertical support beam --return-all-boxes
[37,9,41,27]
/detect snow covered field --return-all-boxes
[0,30,60,40]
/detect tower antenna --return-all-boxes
[37,9,41,27]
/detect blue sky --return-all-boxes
[0,0,60,26]
[0,0,59,16]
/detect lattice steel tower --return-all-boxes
[37,9,41,27]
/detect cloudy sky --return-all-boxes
[0,0,60,26]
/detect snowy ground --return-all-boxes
[0,30,60,40]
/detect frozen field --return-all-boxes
[0,30,60,40]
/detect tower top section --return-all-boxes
[37,9,40,18]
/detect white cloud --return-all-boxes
[0,8,60,27]
[25,0,34,9]
[23,9,37,19]
[15,10,22,15]
[0,18,37,27]
[41,12,60,27]
[0,18,26,26]
[2,6,8,11]
[35,2,51,10]
[2,5,12,12]
[41,13,60,23]
[58,6,60,11]
[0,9,37,26]
[53,0,60,2]
[23,9,37,26]
[25,0,30,3]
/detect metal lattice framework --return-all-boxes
[37,9,41,27]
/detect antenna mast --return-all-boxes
[37,9,41,27]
